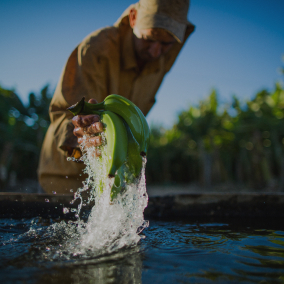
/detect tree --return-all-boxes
[0,85,52,190]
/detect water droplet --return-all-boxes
[70,189,73,192]
[66,176,68,179]
[46,247,50,251]
[63,207,69,214]
[45,199,49,202]
[52,191,56,195]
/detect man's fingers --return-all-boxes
[78,138,93,149]
[72,115,83,127]
[74,121,103,138]
[88,98,98,104]
[78,136,102,147]
[77,137,85,145]
[82,115,100,126]
[89,136,102,146]
[71,98,98,126]
[72,114,100,127]
[73,127,84,138]
[86,122,104,134]
[71,99,102,156]
[78,137,102,157]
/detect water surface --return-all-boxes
[1,218,284,283]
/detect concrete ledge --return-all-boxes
[146,192,284,219]
[0,193,76,219]
[1,192,284,219]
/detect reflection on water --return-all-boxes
[1,218,284,283]
[142,221,284,283]
[36,248,143,284]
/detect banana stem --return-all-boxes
[67,97,104,115]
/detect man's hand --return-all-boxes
[71,98,104,157]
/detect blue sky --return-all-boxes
[1,0,284,127]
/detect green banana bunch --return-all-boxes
[68,94,150,200]
[68,94,150,156]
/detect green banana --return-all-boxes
[124,122,143,179]
[100,111,128,177]
[109,125,143,201]
[134,104,150,156]
[68,95,150,156]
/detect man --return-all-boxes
[38,0,195,194]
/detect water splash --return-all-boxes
[77,136,148,254]
[49,134,149,259]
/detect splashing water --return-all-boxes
[77,135,149,253]
[48,134,149,259]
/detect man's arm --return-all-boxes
[49,29,118,158]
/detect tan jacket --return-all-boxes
[38,7,195,194]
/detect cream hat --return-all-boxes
[134,0,191,43]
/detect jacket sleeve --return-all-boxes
[48,31,114,155]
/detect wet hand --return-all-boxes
[72,99,103,156]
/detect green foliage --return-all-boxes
[146,84,284,190]
[0,85,52,190]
